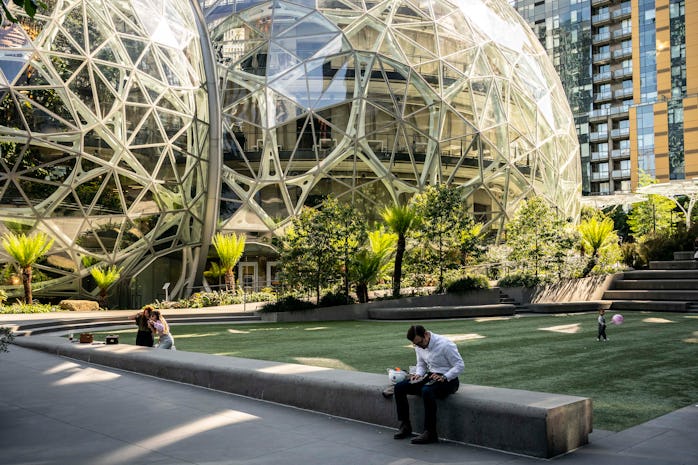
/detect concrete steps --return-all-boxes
[603,259,698,311]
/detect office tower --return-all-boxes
[513,0,695,195]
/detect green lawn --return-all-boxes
[95,312,698,432]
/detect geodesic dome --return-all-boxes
[0,0,216,302]
[204,0,581,238]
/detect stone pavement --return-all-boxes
[1,343,696,465]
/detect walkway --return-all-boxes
[1,342,696,464]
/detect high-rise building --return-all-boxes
[513,0,696,195]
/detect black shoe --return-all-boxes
[411,430,438,444]
[393,422,412,439]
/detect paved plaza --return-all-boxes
[1,340,696,465]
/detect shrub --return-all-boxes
[259,296,315,313]
[318,291,355,307]
[0,289,6,305]
[0,327,14,352]
[621,242,644,269]
[497,272,546,288]
[445,274,490,293]
[638,233,674,263]
[0,302,59,314]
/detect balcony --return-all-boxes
[593,71,612,83]
[593,51,611,63]
[612,6,632,20]
[612,169,631,178]
[592,12,611,25]
[591,151,609,161]
[614,88,634,99]
[613,67,633,79]
[594,91,613,103]
[591,171,609,181]
[613,27,632,39]
[593,31,611,43]
[611,127,630,138]
[592,0,611,5]
[612,47,632,59]
[590,131,609,142]
[612,148,630,159]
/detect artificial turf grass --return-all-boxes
[95,312,698,432]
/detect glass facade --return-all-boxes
[0,0,216,304]
[0,0,581,303]
[206,0,581,244]
[667,0,685,180]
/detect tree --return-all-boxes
[211,232,246,291]
[412,185,474,292]
[578,216,618,277]
[505,197,574,278]
[627,173,677,239]
[381,203,418,298]
[322,197,364,297]
[1,0,44,24]
[350,228,397,303]
[90,265,122,308]
[280,207,341,302]
[1,231,53,304]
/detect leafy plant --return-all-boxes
[1,0,45,24]
[211,232,246,291]
[381,203,419,298]
[259,296,315,313]
[90,265,123,309]
[497,272,546,288]
[445,274,490,293]
[0,327,14,352]
[578,216,618,277]
[318,291,355,307]
[1,231,54,304]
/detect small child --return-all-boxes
[597,309,608,342]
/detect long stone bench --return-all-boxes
[368,304,515,320]
[13,336,592,458]
[527,301,611,313]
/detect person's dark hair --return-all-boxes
[406,325,426,342]
[151,310,161,319]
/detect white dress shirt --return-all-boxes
[414,332,464,381]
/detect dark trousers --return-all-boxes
[136,330,154,347]
[394,376,459,432]
[598,324,607,340]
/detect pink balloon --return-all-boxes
[611,314,624,325]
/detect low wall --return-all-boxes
[260,289,501,322]
[368,304,515,320]
[501,275,617,305]
[14,336,592,458]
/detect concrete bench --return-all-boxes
[14,336,591,458]
[527,301,610,313]
[368,304,515,320]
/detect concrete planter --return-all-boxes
[259,288,500,322]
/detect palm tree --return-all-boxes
[579,216,617,277]
[350,228,396,303]
[90,265,122,309]
[381,204,418,298]
[211,232,246,291]
[1,231,53,304]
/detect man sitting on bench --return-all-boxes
[393,324,464,444]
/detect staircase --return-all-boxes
[603,256,698,312]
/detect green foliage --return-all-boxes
[0,289,6,304]
[211,232,246,291]
[638,233,678,263]
[578,216,619,277]
[1,1,45,26]
[627,174,677,239]
[0,302,58,314]
[170,290,275,309]
[505,197,576,279]
[280,198,364,302]
[349,227,397,302]
[497,272,547,288]
[0,327,14,352]
[620,242,644,269]
[1,231,54,304]
[412,185,475,292]
[90,265,123,308]
[445,274,490,293]
[318,291,355,307]
[259,295,315,313]
[381,203,419,297]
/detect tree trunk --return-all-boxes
[99,289,107,309]
[581,253,598,278]
[22,266,32,305]
[392,234,406,298]
[225,269,235,291]
[357,283,368,303]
